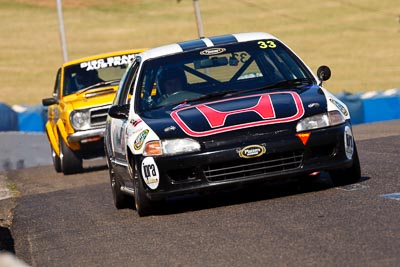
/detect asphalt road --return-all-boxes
[0,132,51,173]
[1,120,400,266]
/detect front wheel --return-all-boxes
[330,143,361,186]
[134,173,155,217]
[60,136,83,175]
[131,159,157,216]
[51,146,62,173]
[107,157,129,209]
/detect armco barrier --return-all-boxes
[1,89,399,132]
[335,93,364,125]
[361,90,400,124]
[12,105,46,132]
[337,89,400,125]
[0,103,19,131]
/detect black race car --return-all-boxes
[104,32,361,216]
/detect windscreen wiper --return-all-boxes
[266,78,314,89]
[183,90,241,104]
[76,79,121,94]
[227,78,315,97]
[154,90,239,109]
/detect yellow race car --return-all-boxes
[42,49,145,174]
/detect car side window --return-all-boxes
[53,68,61,99]
[126,64,140,105]
[114,62,139,106]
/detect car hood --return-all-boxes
[62,86,117,109]
[139,86,327,141]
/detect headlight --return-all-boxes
[296,110,345,132]
[70,110,90,130]
[143,138,200,156]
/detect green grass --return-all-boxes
[1,0,399,105]
[6,182,19,197]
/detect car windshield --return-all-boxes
[63,53,136,96]
[136,39,315,112]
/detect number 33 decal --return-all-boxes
[258,40,276,49]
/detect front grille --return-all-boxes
[89,105,111,127]
[204,150,303,182]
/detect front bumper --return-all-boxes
[67,128,105,143]
[140,123,354,200]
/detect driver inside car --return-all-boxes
[71,69,103,91]
[156,67,187,103]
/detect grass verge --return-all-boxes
[0,0,399,105]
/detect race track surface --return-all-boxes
[1,120,399,266]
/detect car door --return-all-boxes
[49,68,62,141]
[109,63,140,168]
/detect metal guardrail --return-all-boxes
[0,88,399,132]
[336,88,400,124]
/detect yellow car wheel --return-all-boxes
[60,136,83,175]
[51,146,62,173]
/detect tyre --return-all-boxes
[330,143,361,186]
[131,159,155,216]
[51,146,62,173]
[106,156,129,209]
[59,136,83,175]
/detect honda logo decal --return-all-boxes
[170,92,304,137]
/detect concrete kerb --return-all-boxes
[0,175,12,201]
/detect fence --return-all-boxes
[0,89,399,132]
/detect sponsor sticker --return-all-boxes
[200,48,226,56]
[131,119,143,127]
[344,126,354,159]
[141,157,160,189]
[238,145,266,159]
[164,126,176,133]
[329,98,348,116]
[134,129,149,150]
[80,54,137,71]
[308,102,320,108]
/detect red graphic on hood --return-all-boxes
[170,91,304,137]
[197,94,276,128]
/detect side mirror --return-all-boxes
[42,98,58,106]
[108,104,129,119]
[317,65,331,84]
